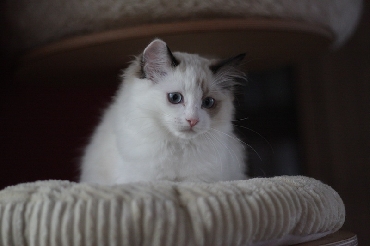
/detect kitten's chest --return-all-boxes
[117,128,226,182]
[149,140,222,181]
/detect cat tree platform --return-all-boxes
[15,18,335,85]
[2,0,362,84]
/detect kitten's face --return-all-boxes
[136,39,245,140]
[153,54,233,139]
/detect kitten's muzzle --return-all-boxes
[186,118,199,127]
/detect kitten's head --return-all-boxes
[130,39,246,140]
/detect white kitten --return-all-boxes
[80,39,247,184]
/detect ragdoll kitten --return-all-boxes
[80,39,247,184]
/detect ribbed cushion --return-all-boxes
[0,176,344,246]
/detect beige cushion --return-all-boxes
[0,176,344,246]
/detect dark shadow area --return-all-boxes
[235,67,302,178]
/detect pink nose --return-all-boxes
[186,118,199,127]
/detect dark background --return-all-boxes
[1,1,369,244]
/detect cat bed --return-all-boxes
[0,176,345,246]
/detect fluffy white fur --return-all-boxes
[80,39,247,184]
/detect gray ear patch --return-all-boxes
[166,45,180,67]
[210,53,245,74]
[210,53,247,90]
[140,39,180,82]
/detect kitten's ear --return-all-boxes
[141,39,179,82]
[210,53,246,74]
[210,53,247,90]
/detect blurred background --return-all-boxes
[1,0,369,244]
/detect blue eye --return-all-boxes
[202,97,215,109]
[168,92,183,104]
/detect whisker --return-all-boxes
[212,117,274,156]
[210,127,246,146]
[210,127,263,162]
[207,131,241,170]
[202,132,224,176]
[232,124,274,154]
[232,117,249,122]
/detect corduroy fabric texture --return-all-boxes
[0,176,344,246]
